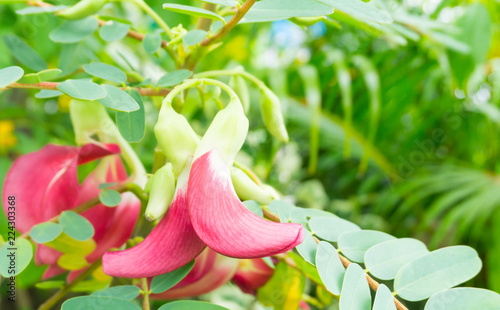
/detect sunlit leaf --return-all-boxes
[0,66,24,88]
[59,211,95,241]
[394,246,482,301]
[338,230,395,263]
[309,216,360,242]
[339,263,371,310]
[316,241,345,295]
[151,260,195,293]
[49,17,99,43]
[83,62,127,84]
[30,222,63,243]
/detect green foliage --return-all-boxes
[158,301,229,310]
[59,211,95,242]
[0,238,33,277]
[0,66,23,87]
[99,189,123,207]
[150,260,195,294]
[30,222,63,243]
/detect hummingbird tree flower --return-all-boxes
[103,80,304,278]
[232,258,274,294]
[2,143,140,279]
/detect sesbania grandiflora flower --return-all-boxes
[103,82,304,278]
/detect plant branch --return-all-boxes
[37,258,103,310]
[6,82,171,97]
[195,3,217,31]
[262,209,409,310]
[201,0,257,46]
[140,278,151,310]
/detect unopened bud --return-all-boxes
[290,16,326,27]
[57,0,108,20]
[154,101,200,175]
[194,97,249,167]
[144,163,175,221]
[230,75,250,113]
[69,99,118,145]
[260,87,289,142]
[231,167,275,205]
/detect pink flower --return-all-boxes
[232,258,274,294]
[103,92,304,278]
[150,248,238,299]
[2,143,140,279]
[103,150,304,278]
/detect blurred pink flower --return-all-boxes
[151,248,238,299]
[2,143,140,280]
[232,258,274,294]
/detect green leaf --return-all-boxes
[373,284,397,310]
[338,230,395,263]
[241,0,333,23]
[268,200,293,223]
[2,34,48,71]
[157,69,192,87]
[98,85,140,112]
[62,296,141,310]
[316,0,392,24]
[97,182,118,190]
[316,241,345,295]
[35,90,63,99]
[57,79,106,101]
[37,69,62,81]
[116,89,146,143]
[83,62,127,84]
[339,263,371,310]
[49,17,99,43]
[30,222,63,243]
[0,238,33,277]
[158,301,230,310]
[163,3,225,22]
[295,230,317,265]
[257,262,305,310]
[309,216,360,242]
[425,288,500,310]
[35,280,65,289]
[92,285,141,300]
[183,30,207,46]
[394,246,482,301]
[151,260,195,293]
[59,211,95,242]
[99,189,122,207]
[99,21,130,42]
[288,252,322,284]
[143,31,162,54]
[365,238,429,280]
[242,200,263,217]
[16,5,68,15]
[198,0,237,6]
[0,66,24,88]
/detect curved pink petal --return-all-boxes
[151,248,238,299]
[232,258,274,294]
[188,150,305,258]
[102,188,206,278]
[3,144,80,232]
[2,143,120,233]
[35,244,61,266]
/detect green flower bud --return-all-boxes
[144,163,176,221]
[231,167,275,205]
[260,87,289,142]
[230,75,250,113]
[290,16,326,27]
[193,97,249,167]
[154,100,200,176]
[57,0,108,20]
[69,99,119,145]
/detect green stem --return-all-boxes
[37,258,103,310]
[140,278,151,310]
[124,0,172,39]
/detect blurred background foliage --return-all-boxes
[1,0,500,304]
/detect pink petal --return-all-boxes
[151,248,238,299]
[35,245,61,266]
[232,258,274,294]
[77,143,121,165]
[2,144,80,233]
[42,264,66,280]
[102,188,206,278]
[188,150,305,258]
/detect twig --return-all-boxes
[6,82,170,97]
[37,258,103,310]
[200,0,257,46]
[262,209,409,310]
[140,278,151,310]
